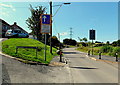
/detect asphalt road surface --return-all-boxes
[63,47,118,83]
[1,47,119,84]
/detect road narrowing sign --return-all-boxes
[40,14,51,34]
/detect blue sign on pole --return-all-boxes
[42,14,51,25]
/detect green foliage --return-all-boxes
[112,40,120,47]
[26,5,46,41]
[50,36,60,47]
[2,38,57,64]
[63,39,77,46]
[82,37,87,42]
[106,41,110,45]
[101,45,113,53]
[77,40,120,57]
[111,47,120,57]
[78,37,87,42]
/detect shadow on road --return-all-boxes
[70,66,98,69]
[63,52,79,54]
[65,57,86,58]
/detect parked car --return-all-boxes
[5,29,29,38]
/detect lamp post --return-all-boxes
[49,1,71,54]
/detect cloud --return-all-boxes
[0,3,16,12]
[0,3,12,8]
[0,3,16,17]
[60,32,68,36]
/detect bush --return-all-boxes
[101,45,113,53]
[112,47,120,57]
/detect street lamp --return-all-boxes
[49,1,71,54]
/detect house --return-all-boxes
[0,19,28,38]
[11,22,28,33]
[0,19,11,37]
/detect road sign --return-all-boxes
[40,14,51,34]
[41,14,51,25]
[89,30,95,40]
[41,25,50,33]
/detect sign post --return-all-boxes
[40,14,51,61]
[89,29,96,55]
[44,34,47,61]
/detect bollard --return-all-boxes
[59,50,62,62]
[88,50,90,56]
[115,52,118,62]
[99,52,101,59]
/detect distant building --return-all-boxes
[0,19,28,38]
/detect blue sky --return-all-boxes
[0,2,118,43]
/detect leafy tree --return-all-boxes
[49,36,60,47]
[26,5,46,41]
[106,41,110,45]
[80,39,83,42]
[83,37,87,42]
[78,37,83,42]
[63,38,77,46]
[112,40,120,47]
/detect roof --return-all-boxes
[0,18,28,33]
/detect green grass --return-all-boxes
[77,46,120,57]
[2,38,58,64]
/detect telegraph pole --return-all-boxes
[50,1,52,54]
[70,27,73,39]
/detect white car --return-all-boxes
[5,29,29,38]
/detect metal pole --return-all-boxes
[58,33,62,62]
[58,33,60,50]
[50,1,52,54]
[44,34,47,61]
[92,39,93,55]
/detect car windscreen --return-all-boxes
[7,30,12,33]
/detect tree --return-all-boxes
[106,41,110,45]
[112,41,117,46]
[63,38,77,46]
[112,40,120,47]
[50,36,60,47]
[78,37,83,42]
[80,39,83,42]
[26,5,46,41]
[83,37,87,42]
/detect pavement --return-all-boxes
[87,53,120,64]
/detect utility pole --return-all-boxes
[50,1,52,54]
[70,27,73,39]
[49,1,71,54]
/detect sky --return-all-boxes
[0,1,118,43]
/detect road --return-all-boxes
[1,47,119,84]
[63,47,118,83]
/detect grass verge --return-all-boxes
[76,46,120,57]
[2,38,58,64]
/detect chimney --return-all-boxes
[14,22,17,25]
